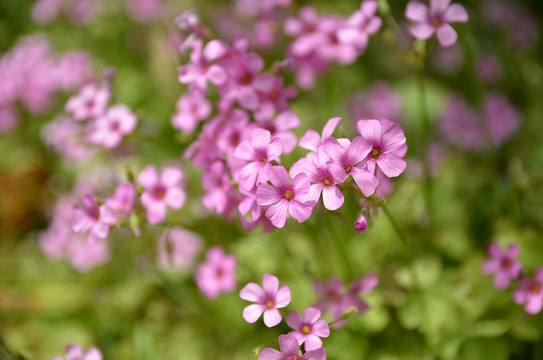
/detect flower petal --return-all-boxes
[243,304,266,323]
[266,200,290,228]
[264,308,283,327]
[322,186,344,211]
[410,23,435,40]
[240,282,265,302]
[256,183,281,206]
[376,153,407,177]
[288,200,314,223]
[287,310,302,330]
[405,1,429,22]
[436,23,458,47]
[262,273,279,294]
[444,3,468,23]
[275,285,291,308]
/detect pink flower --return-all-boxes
[258,334,325,360]
[195,246,237,299]
[138,165,186,224]
[439,95,484,150]
[256,166,314,228]
[178,39,228,92]
[483,93,520,147]
[323,137,378,196]
[354,213,368,233]
[158,227,203,271]
[72,195,116,242]
[290,148,344,211]
[513,268,543,314]
[171,92,212,134]
[287,307,330,351]
[240,273,291,327]
[105,182,135,215]
[51,344,102,360]
[255,109,300,154]
[299,117,341,152]
[482,243,522,290]
[234,128,283,191]
[356,118,407,178]
[337,1,382,52]
[405,0,469,47]
[65,84,110,121]
[89,104,137,148]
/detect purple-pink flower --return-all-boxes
[258,334,325,360]
[482,243,522,290]
[513,268,543,314]
[72,194,116,242]
[158,227,203,272]
[105,182,135,215]
[51,344,102,360]
[256,166,315,228]
[195,246,237,299]
[234,128,283,191]
[290,148,344,211]
[356,118,407,178]
[323,137,378,197]
[138,165,186,224]
[65,84,110,121]
[287,307,330,351]
[405,0,469,47]
[240,273,291,327]
[354,212,368,233]
[89,104,137,148]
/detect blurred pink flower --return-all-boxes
[195,247,237,299]
[405,0,468,47]
[483,93,520,147]
[89,104,137,148]
[514,268,543,314]
[171,92,212,134]
[482,243,522,290]
[337,1,382,52]
[65,84,110,121]
[240,273,291,327]
[105,182,135,215]
[158,227,203,272]
[287,307,330,351]
[354,213,368,233]
[51,344,102,360]
[138,165,186,224]
[72,195,116,242]
[126,0,163,23]
[349,82,402,122]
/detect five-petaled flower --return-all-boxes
[240,273,291,327]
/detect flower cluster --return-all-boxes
[51,344,102,360]
[0,34,92,133]
[483,242,543,314]
[284,1,382,89]
[313,274,378,327]
[240,273,377,358]
[43,82,137,160]
[32,0,99,25]
[240,274,330,358]
[439,93,520,150]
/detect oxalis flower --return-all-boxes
[287,307,330,351]
[513,268,543,314]
[356,118,407,178]
[482,243,522,290]
[72,194,116,242]
[51,344,102,360]
[405,0,469,47]
[256,166,315,228]
[258,334,325,360]
[240,273,291,327]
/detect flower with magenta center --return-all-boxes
[482,243,522,290]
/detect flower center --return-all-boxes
[240,73,253,85]
[531,284,541,294]
[302,325,311,335]
[344,165,351,173]
[153,185,167,200]
[371,148,381,159]
[501,258,512,270]
[261,158,267,165]
[266,300,275,309]
[284,190,294,200]
[289,356,300,360]
[110,120,120,132]
[323,178,333,187]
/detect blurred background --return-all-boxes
[1,0,543,359]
